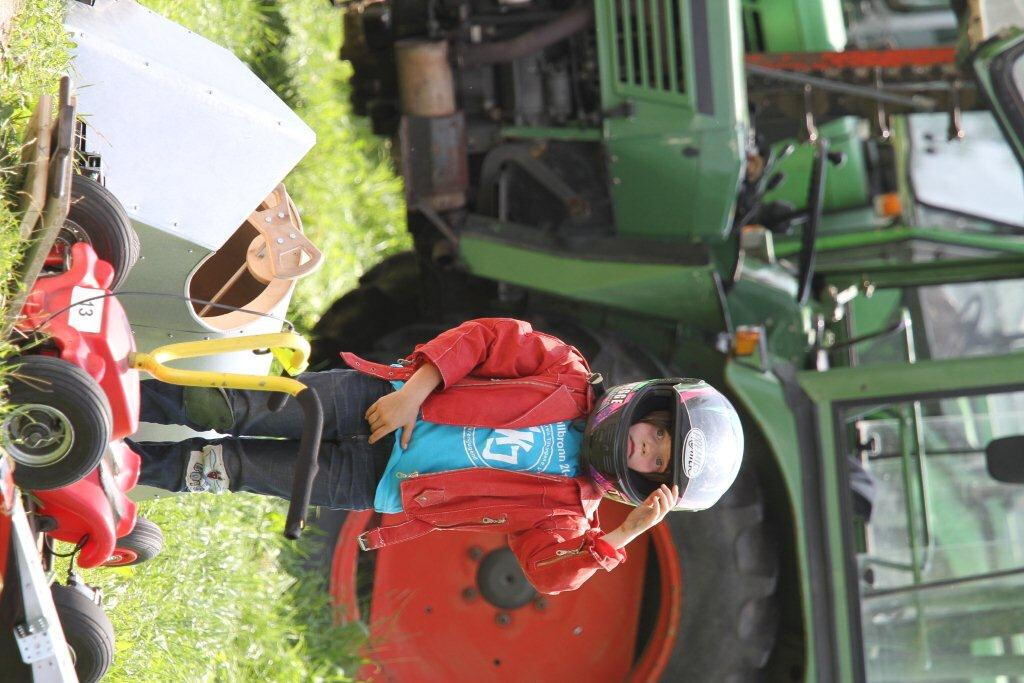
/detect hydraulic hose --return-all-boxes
[459,4,594,67]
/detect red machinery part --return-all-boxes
[745,46,957,73]
[331,500,680,681]
[18,241,140,441]
[34,440,141,568]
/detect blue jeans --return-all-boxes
[131,370,395,509]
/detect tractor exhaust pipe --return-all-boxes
[459,4,594,68]
[395,40,468,212]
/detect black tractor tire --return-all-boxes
[660,465,780,681]
[51,584,116,683]
[106,517,164,566]
[64,174,140,290]
[2,356,112,490]
[310,252,424,366]
[310,251,496,367]
[302,507,350,575]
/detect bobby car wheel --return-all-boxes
[57,174,140,289]
[2,355,112,490]
[51,583,116,683]
[105,516,164,566]
[0,582,115,683]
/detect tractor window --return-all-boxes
[907,112,1024,230]
[883,0,951,11]
[839,390,1024,681]
[846,278,1024,366]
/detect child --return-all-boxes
[132,318,743,593]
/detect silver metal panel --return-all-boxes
[119,222,288,374]
[65,0,315,251]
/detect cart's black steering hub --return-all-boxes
[476,547,536,609]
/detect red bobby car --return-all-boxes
[1,237,162,681]
[8,239,161,568]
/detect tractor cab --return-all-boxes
[724,195,1024,679]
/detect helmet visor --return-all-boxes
[672,382,744,511]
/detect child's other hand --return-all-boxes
[622,484,679,536]
[365,388,422,448]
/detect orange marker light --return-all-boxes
[875,193,902,217]
[733,326,761,356]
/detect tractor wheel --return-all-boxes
[2,356,112,490]
[660,465,780,681]
[105,517,164,566]
[59,174,140,290]
[310,252,425,365]
[310,250,497,367]
[302,507,350,574]
[50,583,115,683]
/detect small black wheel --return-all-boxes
[2,356,112,490]
[106,517,164,566]
[51,583,115,683]
[60,174,140,290]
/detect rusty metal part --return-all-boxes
[396,40,456,117]
[400,113,468,211]
[459,4,594,68]
[745,46,959,74]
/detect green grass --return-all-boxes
[275,1,407,332]
[57,494,365,682]
[0,0,74,351]
[2,1,406,680]
[139,0,409,332]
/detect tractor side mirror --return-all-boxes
[986,436,1024,484]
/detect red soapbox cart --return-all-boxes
[0,78,156,683]
[2,77,324,683]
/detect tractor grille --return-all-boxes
[613,0,686,95]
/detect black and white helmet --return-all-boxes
[581,378,744,511]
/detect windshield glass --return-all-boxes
[838,390,1024,680]
[843,278,1024,366]
[908,112,1024,229]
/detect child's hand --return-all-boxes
[365,388,422,448]
[598,484,680,550]
[621,484,680,536]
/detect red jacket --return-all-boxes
[340,318,626,594]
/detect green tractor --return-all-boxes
[312,0,1024,679]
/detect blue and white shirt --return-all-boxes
[373,382,583,513]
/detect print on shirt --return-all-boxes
[375,379,582,513]
[464,425,569,472]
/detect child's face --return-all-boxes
[626,422,671,474]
